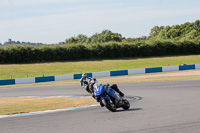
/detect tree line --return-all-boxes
[148,20,200,41]
[65,29,123,44]
[1,41,200,63]
[65,20,200,44]
[0,20,200,63]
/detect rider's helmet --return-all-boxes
[82,73,87,79]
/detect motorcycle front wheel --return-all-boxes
[102,99,116,112]
[122,99,130,110]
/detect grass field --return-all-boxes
[1,55,200,80]
[0,97,97,115]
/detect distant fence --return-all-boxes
[0,64,200,86]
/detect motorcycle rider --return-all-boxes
[80,73,124,97]
[80,73,92,94]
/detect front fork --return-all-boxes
[101,95,115,105]
[101,95,111,101]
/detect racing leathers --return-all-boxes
[110,84,124,97]
[80,76,92,94]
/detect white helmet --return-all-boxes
[82,73,87,78]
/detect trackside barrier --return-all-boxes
[54,75,73,81]
[196,64,200,69]
[128,68,145,75]
[110,70,128,76]
[92,71,110,78]
[145,67,162,73]
[15,77,35,84]
[35,76,55,83]
[0,64,199,86]
[74,73,92,79]
[0,79,15,85]
[162,66,179,72]
[179,64,195,71]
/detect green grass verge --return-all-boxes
[0,97,97,115]
[1,55,200,80]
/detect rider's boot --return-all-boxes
[119,91,124,97]
[111,84,124,97]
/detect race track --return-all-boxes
[1,80,200,133]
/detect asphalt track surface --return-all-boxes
[0,80,200,133]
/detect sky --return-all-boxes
[0,0,200,44]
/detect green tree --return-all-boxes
[149,26,164,36]
[89,30,122,43]
[76,34,88,43]
[194,20,200,31]
[66,36,78,44]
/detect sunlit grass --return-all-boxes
[1,55,200,79]
[0,97,97,115]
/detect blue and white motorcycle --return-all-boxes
[93,81,130,112]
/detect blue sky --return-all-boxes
[0,0,200,44]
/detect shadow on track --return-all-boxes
[116,108,143,112]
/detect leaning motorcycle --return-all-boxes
[93,82,130,112]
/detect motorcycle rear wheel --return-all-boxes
[102,99,116,112]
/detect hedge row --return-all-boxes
[0,41,200,63]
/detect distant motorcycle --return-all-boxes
[93,82,130,112]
